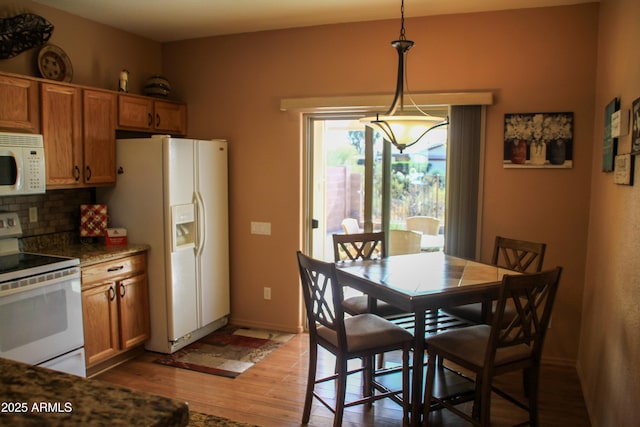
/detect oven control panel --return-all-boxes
[0,212,22,238]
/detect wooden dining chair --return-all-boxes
[443,236,547,325]
[332,232,406,317]
[423,267,562,427]
[296,251,412,427]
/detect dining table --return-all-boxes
[335,251,516,426]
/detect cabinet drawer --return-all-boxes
[82,254,146,287]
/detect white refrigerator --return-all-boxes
[98,135,230,353]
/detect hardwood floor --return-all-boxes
[96,332,591,426]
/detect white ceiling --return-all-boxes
[33,0,596,42]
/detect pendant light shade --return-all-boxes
[361,0,448,153]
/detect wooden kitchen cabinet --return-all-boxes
[83,89,117,185]
[118,93,187,135]
[40,84,116,188]
[81,253,149,372]
[0,73,40,133]
[40,83,83,186]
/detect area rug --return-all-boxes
[188,411,259,427]
[154,325,294,378]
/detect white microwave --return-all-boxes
[0,132,46,196]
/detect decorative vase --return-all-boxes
[510,140,527,164]
[529,142,546,165]
[549,140,566,165]
[143,74,171,97]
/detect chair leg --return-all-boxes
[363,355,374,404]
[523,367,531,397]
[302,343,318,424]
[402,345,410,427]
[422,352,437,426]
[334,355,348,427]
[526,365,540,427]
[478,375,492,427]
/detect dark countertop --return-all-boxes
[0,357,188,426]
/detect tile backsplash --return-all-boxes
[0,188,94,237]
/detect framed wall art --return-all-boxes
[603,97,620,171]
[632,97,640,154]
[614,154,634,185]
[504,112,573,168]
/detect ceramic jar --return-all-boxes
[143,75,171,97]
[529,142,546,165]
[510,140,527,164]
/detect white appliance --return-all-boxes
[0,132,46,196]
[98,136,230,354]
[0,212,85,377]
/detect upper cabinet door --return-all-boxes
[41,83,83,186]
[117,93,187,136]
[118,94,153,130]
[154,100,187,134]
[83,89,116,185]
[0,74,40,133]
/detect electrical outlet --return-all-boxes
[263,287,271,300]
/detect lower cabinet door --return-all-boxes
[82,282,119,366]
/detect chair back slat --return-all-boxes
[489,267,562,363]
[297,251,347,347]
[492,235,546,272]
[333,232,386,262]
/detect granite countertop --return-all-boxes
[38,242,151,267]
[20,232,150,266]
[0,358,188,426]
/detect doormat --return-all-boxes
[154,325,294,378]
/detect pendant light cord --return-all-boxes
[399,0,406,40]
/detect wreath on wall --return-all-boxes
[0,13,54,59]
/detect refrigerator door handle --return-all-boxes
[194,191,206,257]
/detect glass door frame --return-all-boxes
[303,113,394,259]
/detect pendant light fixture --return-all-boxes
[361,0,449,153]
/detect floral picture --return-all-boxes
[503,112,574,168]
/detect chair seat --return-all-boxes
[425,324,533,370]
[343,295,407,317]
[318,313,413,353]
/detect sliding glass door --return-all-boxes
[305,114,449,261]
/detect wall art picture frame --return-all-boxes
[614,153,634,185]
[504,112,573,168]
[603,97,620,171]
[632,97,640,154]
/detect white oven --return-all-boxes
[0,212,85,377]
[0,131,46,196]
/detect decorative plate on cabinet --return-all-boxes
[37,44,73,82]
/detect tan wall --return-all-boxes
[581,0,640,425]
[0,0,162,92]
[163,4,599,363]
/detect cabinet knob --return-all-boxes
[86,166,92,181]
[108,285,116,301]
[74,165,80,181]
[119,283,126,298]
[155,113,160,127]
[147,112,153,127]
